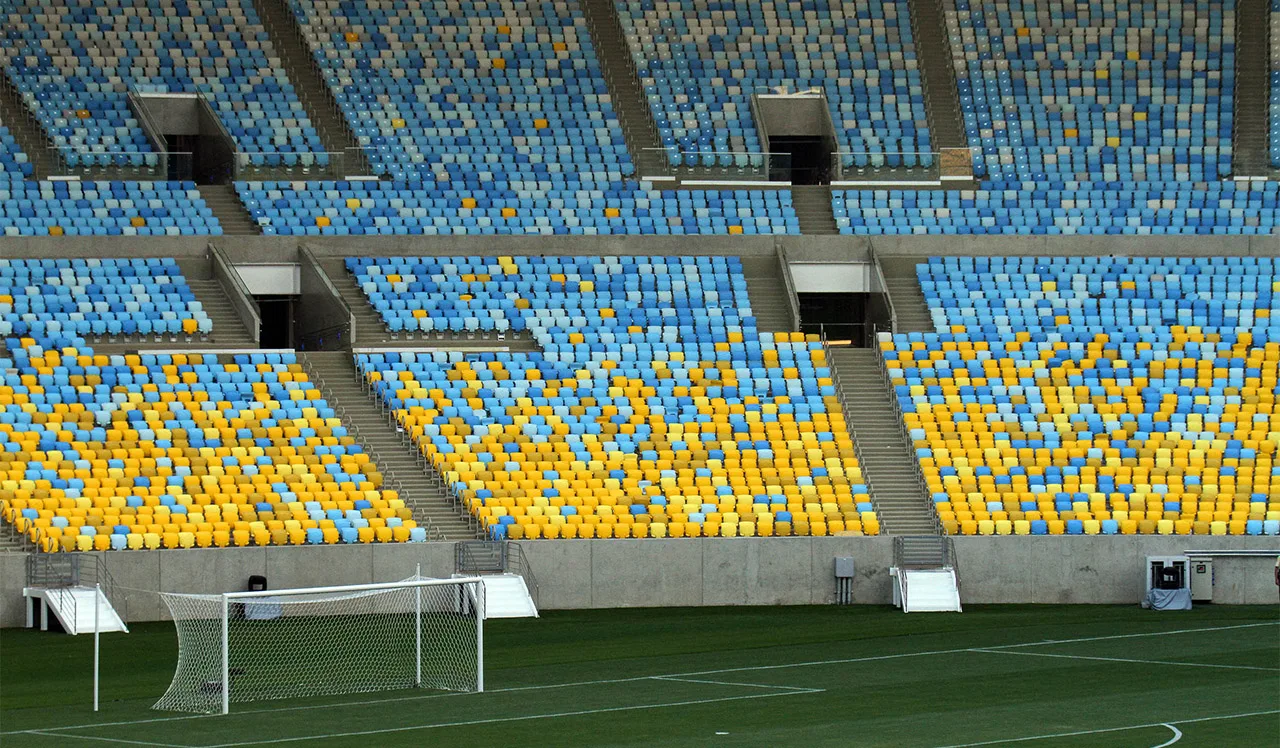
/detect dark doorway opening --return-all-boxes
[257,296,296,349]
[800,292,868,346]
[770,136,831,184]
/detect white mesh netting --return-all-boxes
[153,577,483,714]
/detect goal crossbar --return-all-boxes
[155,576,485,715]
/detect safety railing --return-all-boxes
[873,333,945,535]
[641,148,791,181]
[893,536,960,587]
[832,151,939,182]
[870,246,898,335]
[455,541,540,610]
[47,147,192,181]
[25,554,128,625]
[233,150,347,180]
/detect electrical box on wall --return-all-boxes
[1189,559,1213,602]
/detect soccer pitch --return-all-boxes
[2,605,1277,747]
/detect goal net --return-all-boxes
[153,576,484,714]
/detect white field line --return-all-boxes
[930,710,1278,748]
[1152,724,1183,748]
[24,731,188,748]
[970,648,1280,672]
[8,621,1276,738]
[201,690,817,747]
[649,675,825,693]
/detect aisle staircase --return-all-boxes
[0,78,56,179]
[199,184,259,236]
[907,0,968,152]
[876,255,935,333]
[253,0,367,175]
[579,0,665,178]
[791,185,839,235]
[1232,0,1273,177]
[740,255,796,333]
[300,351,482,540]
[828,347,937,535]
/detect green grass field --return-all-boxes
[2,605,1277,747]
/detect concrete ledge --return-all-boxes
[4,536,1277,627]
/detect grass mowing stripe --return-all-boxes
[8,619,1274,737]
[929,710,1280,748]
[969,648,1280,672]
[28,731,188,748]
[198,690,820,748]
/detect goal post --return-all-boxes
[153,577,485,714]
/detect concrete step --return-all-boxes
[252,0,367,175]
[826,345,938,535]
[300,351,482,539]
[1232,0,1274,177]
[908,0,967,150]
[739,255,795,333]
[198,184,259,236]
[186,279,257,345]
[0,77,56,178]
[877,255,936,333]
[578,0,664,176]
[790,185,838,235]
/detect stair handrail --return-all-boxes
[300,357,448,541]
[776,244,802,332]
[261,0,369,173]
[356,366,484,537]
[25,554,127,626]
[869,246,898,335]
[817,330,882,535]
[454,541,539,609]
[209,242,262,346]
[873,334,944,535]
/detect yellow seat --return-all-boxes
[76,535,94,552]
[1012,520,1030,536]
[1210,521,1228,536]
[994,520,1012,535]
[93,534,112,551]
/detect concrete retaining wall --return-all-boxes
[4,537,1277,627]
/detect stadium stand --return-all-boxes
[0,124,33,178]
[0,340,424,551]
[0,180,221,236]
[614,0,931,163]
[237,181,799,235]
[1,0,324,168]
[353,255,877,539]
[284,0,632,182]
[882,256,1280,536]
[833,181,1280,234]
[0,258,211,340]
[948,0,1234,183]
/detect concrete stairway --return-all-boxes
[579,0,665,178]
[829,347,938,535]
[198,184,259,236]
[907,0,968,151]
[791,185,839,235]
[1232,0,1272,177]
[740,255,796,333]
[876,255,935,333]
[186,278,258,347]
[317,257,392,344]
[0,78,56,179]
[300,351,482,540]
[253,0,367,175]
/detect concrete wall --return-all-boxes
[5,536,1277,627]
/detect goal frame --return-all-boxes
[164,577,485,715]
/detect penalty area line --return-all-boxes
[929,709,1280,748]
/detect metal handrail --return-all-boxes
[25,554,128,624]
[776,244,802,332]
[870,246,898,335]
[818,330,881,535]
[209,242,262,346]
[874,338,944,535]
[454,541,539,609]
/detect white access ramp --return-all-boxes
[469,574,539,619]
[24,586,129,635]
[894,568,962,613]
